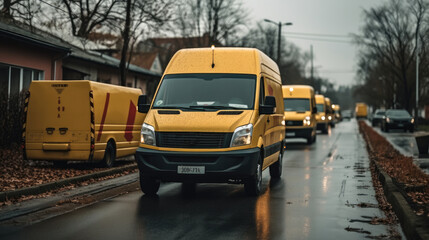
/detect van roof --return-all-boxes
[282,85,314,97]
[164,47,281,83]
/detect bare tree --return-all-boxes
[355,0,429,112]
[170,0,247,46]
[60,0,119,38]
[0,0,41,28]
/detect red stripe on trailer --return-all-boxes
[97,93,110,141]
[124,100,136,141]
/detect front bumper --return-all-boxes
[285,127,313,139]
[386,122,414,130]
[135,147,260,183]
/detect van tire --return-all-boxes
[103,141,116,168]
[139,172,160,196]
[269,151,283,179]
[244,154,262,196]
[322,124,328,134]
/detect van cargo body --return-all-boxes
[355,102,368,119]
[24,81,144,165]
[135,47,286,196]
[282,85,317,144]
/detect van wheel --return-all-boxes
[269,151,283,179]
[103,141,116,168]
[244,154,262,196]
[322,124,328,134]
[139,172,160,196]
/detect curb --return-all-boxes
[0,164,137,202]
[359,122,429,240]
[373,162,429,240]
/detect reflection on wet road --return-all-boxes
[1,120,404,240]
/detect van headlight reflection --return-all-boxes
[141,123,156,146]
[231,124,253,147]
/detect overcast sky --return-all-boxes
[245,0,388,87]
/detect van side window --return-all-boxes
[259,77,265,105]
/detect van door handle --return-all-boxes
[267,118,270,123]
[46,128,55,134]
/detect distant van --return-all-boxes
[355,102,368,119]
[282,85,317,144]
[332,104,341,122]
[315,94,329,133]
[325,97,335,128]
[24,81,144,167]
[135,47,286,196]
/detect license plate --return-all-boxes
[286,132,295,137]
[177,166,205,174]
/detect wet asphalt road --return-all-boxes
[1,119,404,240]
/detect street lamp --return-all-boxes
[264,19,292,66]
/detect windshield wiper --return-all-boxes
[189,105,245,110]
[153,106,206,111]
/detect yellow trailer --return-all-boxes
[23,80,145,167]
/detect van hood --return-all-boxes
[144,110,254,132]
[284,111,311,121]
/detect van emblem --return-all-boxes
[286,121,293,126]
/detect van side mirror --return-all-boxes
[264,96,276,107]
[312,107,317,114]
[138,95,150,113]
[259,96,276,115]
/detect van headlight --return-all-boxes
[386,117,390,123]
[321,116,326,121]
[141,123,156,146]
[328,116,332,121]
[303,116,311,126]
[411,118,414,124]
[231,124,253,147]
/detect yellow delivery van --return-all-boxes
[332,104,341,122]
[135,47,286,196]
[315,94,329,134]
[282,85,317,144]
[23,80,144,167]
[325,97,335,128]
[355,102,368,119]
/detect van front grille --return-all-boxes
[156,132,232,148]
[285,120,303,126]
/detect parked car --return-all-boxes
[371,109,385,127]
[381,109,414,132]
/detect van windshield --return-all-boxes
[283,98,310,112]
[152,73,256,110]
[316,104,325,113]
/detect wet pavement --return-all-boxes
[0,120,404,240]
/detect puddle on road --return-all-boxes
[345,201,378,208]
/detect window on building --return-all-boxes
[0,63,44,98]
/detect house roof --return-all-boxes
[149,33,212,50]
[130,52,158,69]
[0,20,160,78]
[0,21,71,53]
[70,47,160,77]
